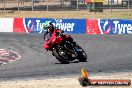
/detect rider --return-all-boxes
[43,21,78,49]
[43,21,55,41]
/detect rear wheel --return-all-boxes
[52,48,69,64]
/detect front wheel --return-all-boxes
[52,48,69,64]
[77,47,87,62]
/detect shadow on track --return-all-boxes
[55,60,88,64]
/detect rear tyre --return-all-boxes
[52,48,69,64]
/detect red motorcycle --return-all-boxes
[44,29,87,64]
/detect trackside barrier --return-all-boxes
[0,18,14,32]
[13,18,86,34]
[0,18,131,34]
[86,19,132,34]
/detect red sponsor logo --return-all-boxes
[13,18,27,33]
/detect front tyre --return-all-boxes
[52,48,69,64]
[77,47,87,62]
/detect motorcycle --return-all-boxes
[44,29,87,64]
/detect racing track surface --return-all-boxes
[0,33,132,79]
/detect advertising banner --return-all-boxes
[13,18,86,34]
[99,19,132,34]
[13,18,27,33]
[0,18,14,32]
[86,19,132,34]
[86,19,101,34]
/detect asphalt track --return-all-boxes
[0,33,132,80]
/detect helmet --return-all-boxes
[43,21,54,30]
[43,21,51,30]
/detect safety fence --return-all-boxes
[0,0,132,11]
[0,18,132,34]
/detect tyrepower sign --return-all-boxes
[99,19,132,34]
[13,18,86,34]
[86,19,132,34]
